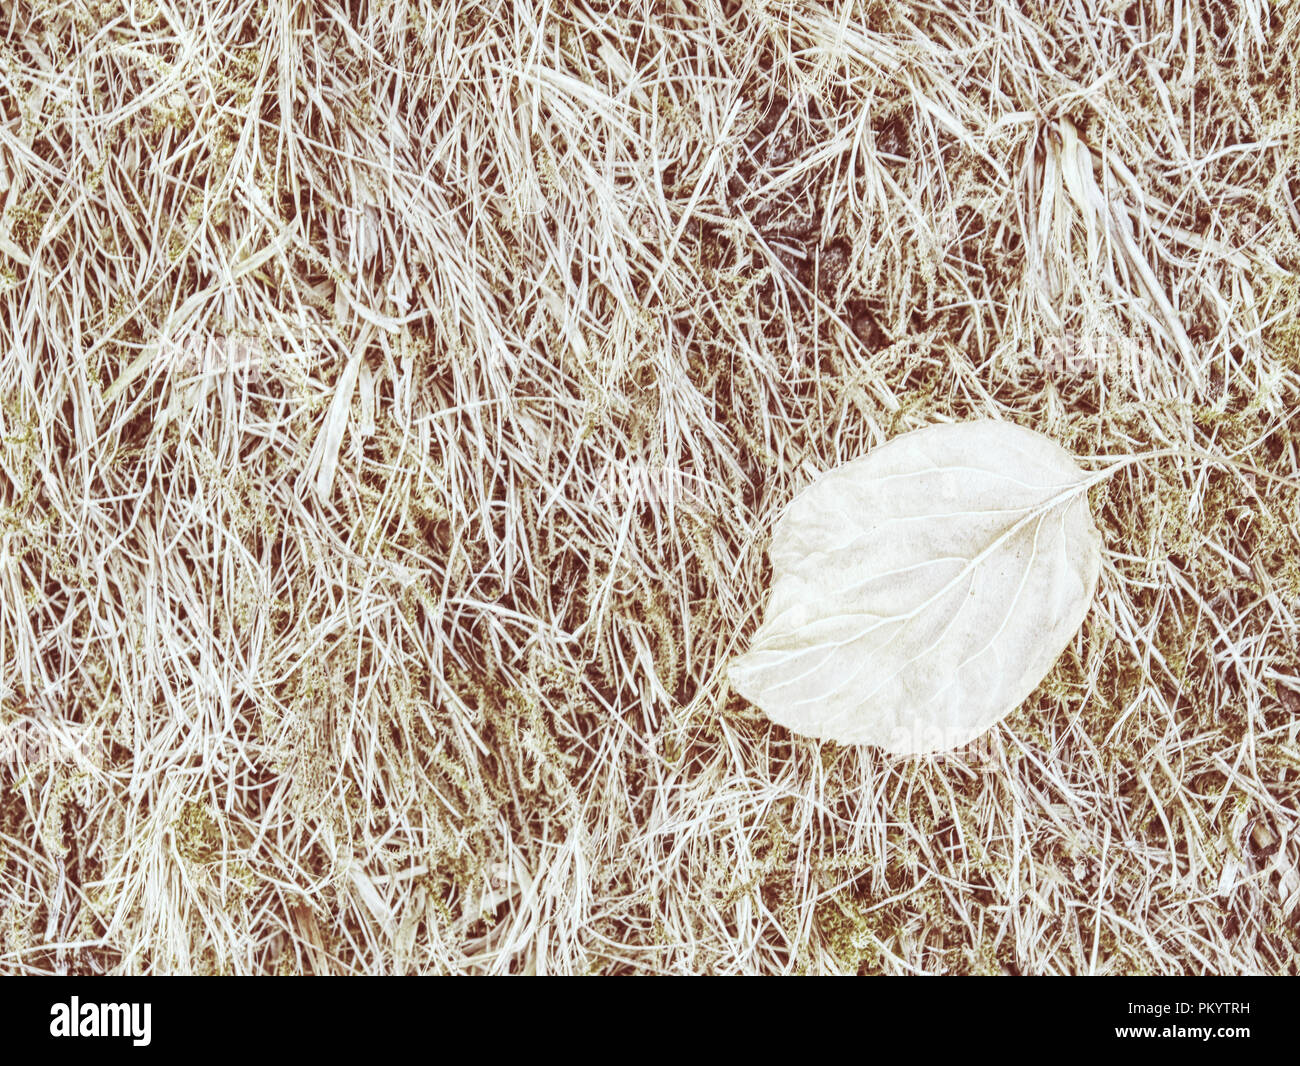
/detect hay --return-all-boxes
[1,0,1298,974]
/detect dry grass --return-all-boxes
[1,0,1298,975]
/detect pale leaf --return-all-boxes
[728,420,1102,754]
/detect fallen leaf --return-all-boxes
[728,420,1101,754]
